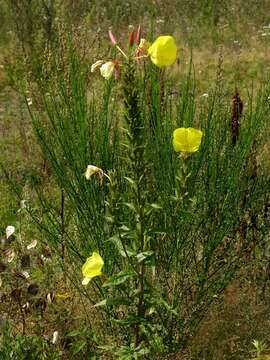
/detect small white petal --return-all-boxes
[6,226,15,239]
[27,240,38,250]
[21,271,30,279]
[0,277,2,287]
[82,277,91,285]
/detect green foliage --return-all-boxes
[0,321,60,360]
[14,32,269,358]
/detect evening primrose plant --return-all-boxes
[19,29,270,358]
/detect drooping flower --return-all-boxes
[4,248,15,263]
[82,252,104,285]
[173,127,203,153]
[6,225,15,239]
[52,331,59,344]
[85,165,102,180]
[100,61,115,80]
[91,60,104,73]
[148,35,177,67]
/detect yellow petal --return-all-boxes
[82,252,104,284]
[148,36,177,68]
[55,292,70,300]
[173,128,203,153]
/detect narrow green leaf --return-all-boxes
[103,270,136,287]
[135,251,154,263]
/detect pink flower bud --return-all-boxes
[108,30,117,45]
[136,25,141,45]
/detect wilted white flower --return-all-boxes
[4,249,15,263]
[20,200,27,209]
[22,302,30,310]
[52,331,59,344]
[100,61,115,80]
[41,254,51,262]
[91,60,104,73]
[27,240,38,250]
[46,292,54,304]
[6,226,15,239]
[85,165,102,180]
[26,98,32,106]
[20,271,30,279]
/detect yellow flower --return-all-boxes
[100,61,115,80]
[82,252,104,286]
[173,127,203,153]
[148,35,177,67]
